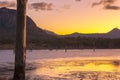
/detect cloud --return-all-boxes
[30,2,54,11]
[104,5,120,10]
[75,0,81,1]
[0,0,81,11]
[62,5,71,9]
[92,0,116,6]
[62,0,81,10]
[92,0,120,10]
[0,1,16,8]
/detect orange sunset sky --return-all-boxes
[1,0,120,34]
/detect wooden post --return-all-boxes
[13,0,27,80]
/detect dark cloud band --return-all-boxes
[0,0,81,11]
[75,0,81,1]
[92,0,120,10]
[30,2,54,11]
[104,5,120,10]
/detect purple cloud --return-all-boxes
[30,2,54,11]
[92,0,120,10]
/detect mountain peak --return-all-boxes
[0,7,16,15]
[112,28,120,31]
[72,32,80,35]
[0,7,54,42]
[0,7,8,9]
[0,7,10,11]
[108,28,120,34]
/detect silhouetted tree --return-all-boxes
[13,0,27,80]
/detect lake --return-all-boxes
[0,49,120,80]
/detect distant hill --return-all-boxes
[63,28,120,39]
[44,29,58,37]
[45,28,120,39]
[0,7,55,43]
[1,7,120,49]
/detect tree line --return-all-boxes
[1,36,120,49]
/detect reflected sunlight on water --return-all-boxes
[32,58,120,78]
[1,49,120,79]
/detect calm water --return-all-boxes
[0,49,120,80]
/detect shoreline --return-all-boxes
[0,71,120,80]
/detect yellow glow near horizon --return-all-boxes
[27,0,120,35]
[1,0,120,34]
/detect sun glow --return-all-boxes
[33,59,120,77]
[28,2,120,35]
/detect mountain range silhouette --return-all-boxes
[0,7,120,40]
[0,7,55,42]
[64,28,120,38]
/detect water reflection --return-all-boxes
[1,58,120,79]
[32,58,120,79]
[1,50,120,79]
